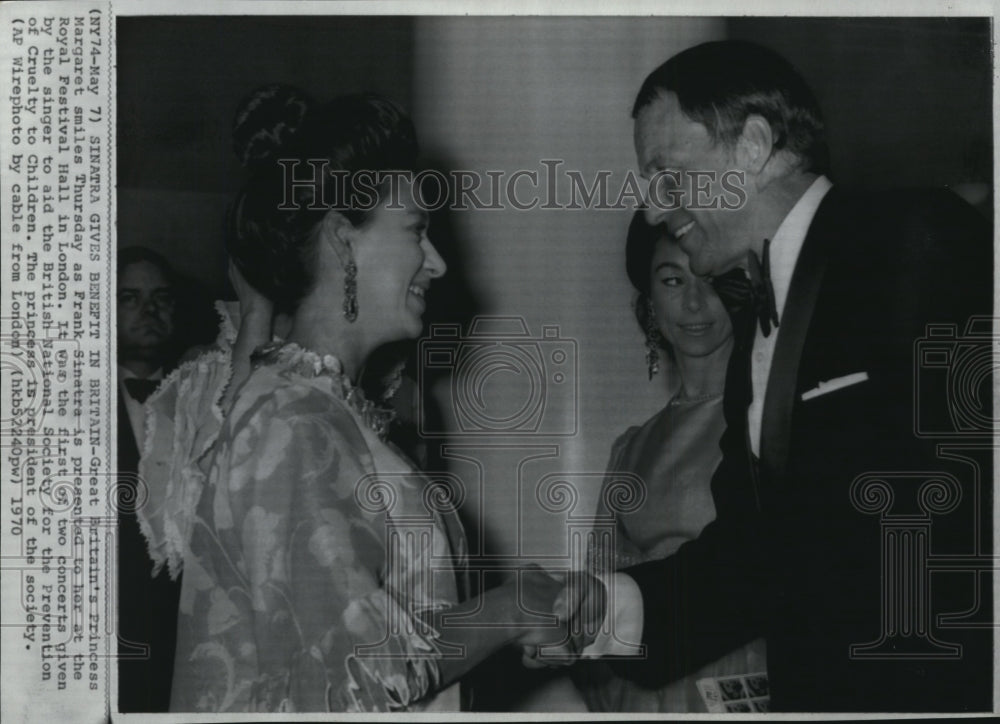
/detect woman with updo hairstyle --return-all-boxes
[571,211,766,712]
[138,85,589,713]
[228,86,421,313]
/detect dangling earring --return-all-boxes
[644,298,660,380]
[343,258,358,322]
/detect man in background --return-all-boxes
[116,246,182,712]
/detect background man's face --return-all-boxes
[117,260,176,363]
[634,91,760,277]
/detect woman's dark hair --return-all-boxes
[624,210,669,351]
[632,40,828,175]
[227,85,418,312]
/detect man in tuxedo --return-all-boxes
[602,40,992,711]
[116,246,183,711]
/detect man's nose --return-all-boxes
[643,204,668,227]
[684,282,706,311]
[141,296,166,317]
[642,171,684,228]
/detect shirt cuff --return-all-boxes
[581,572,644,658]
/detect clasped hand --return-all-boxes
[516,566,607,669]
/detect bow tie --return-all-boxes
[710,239,780,338]
[124,377,160,403]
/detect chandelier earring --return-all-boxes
[644,297,661,380]
[342,252,358,323]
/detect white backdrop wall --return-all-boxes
[411,17,725,562]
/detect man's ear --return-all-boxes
[735,114,776,177]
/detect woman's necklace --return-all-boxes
[669,389,724,406]
[251,341,396,439]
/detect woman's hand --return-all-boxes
[430,565,608,684]
[520,570,608,669]
[222,260,274,412]
[562,571,608,646]
[229,259,272,322]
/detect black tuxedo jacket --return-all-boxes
[117,387,182,712]
[620,188,993,711]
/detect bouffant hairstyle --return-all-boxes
[227,85,418,312]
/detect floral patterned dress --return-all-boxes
[145,339,466,712]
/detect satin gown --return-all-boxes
[140,332,466,712]
[576,392,766,712]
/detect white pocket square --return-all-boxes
[801,372,869,401]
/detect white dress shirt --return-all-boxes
[748,175,832,455]
[118,366,163,452]
[602,176,835,660]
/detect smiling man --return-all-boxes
[601,40,993,712]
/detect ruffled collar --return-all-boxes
[251,341,396,440]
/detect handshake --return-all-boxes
[513,566,610,668]
[432,564,628,682]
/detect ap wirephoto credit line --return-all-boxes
[0,2,996,722]
[2,3,113,723]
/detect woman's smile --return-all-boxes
[408,282,428,311]
[677,320,714,336]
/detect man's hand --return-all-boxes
[519,570,607,669]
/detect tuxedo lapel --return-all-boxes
[118,388,140,474]
[758,189,843,488]
[719,302,763,511]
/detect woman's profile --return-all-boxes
[139,85,592,713]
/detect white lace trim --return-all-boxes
[136,301,239,579]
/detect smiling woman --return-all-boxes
[136,84,593,714]
[647,232,732,362]
[571,211,765,713]
[349,193,445,350]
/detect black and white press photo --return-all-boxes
[0,4,995,720]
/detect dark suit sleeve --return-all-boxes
[613,343,770,687]
[118,390,183,712]
[621,454,769,686]
[613,189,993,696]
[795,189,995,712]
